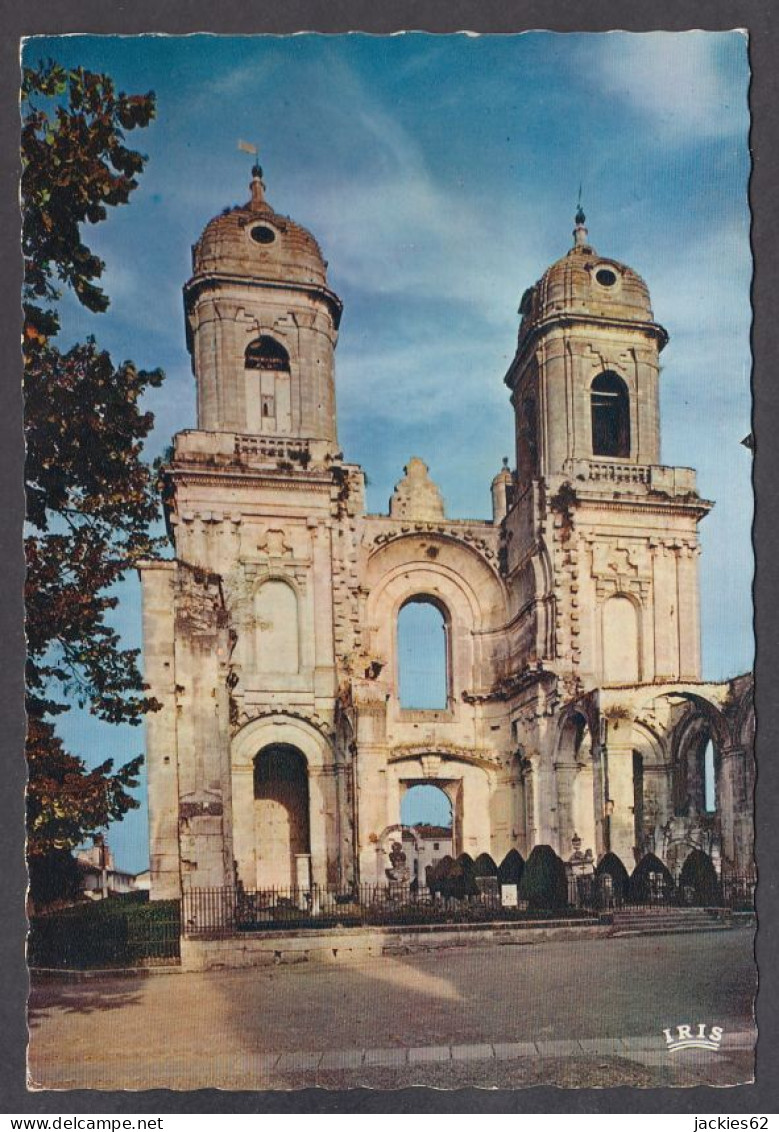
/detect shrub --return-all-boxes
[443,853,478,899]
[679,850,722,906]
[594,851,630,903]
[473,853,498,878]
[497,849,525,887]
[518,845,568,910]
[426,854,454,896]
[27,896,180,968]
[628,853,675,903]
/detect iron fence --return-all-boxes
[182,882,593,937]
[582,870,757,913]
[182,870,756,937]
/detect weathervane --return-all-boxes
[573,183,588,246]
[238,138,262,180]
[575,182,586,227]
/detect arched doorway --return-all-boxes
[400,782,454,887]
[254,744,310,889]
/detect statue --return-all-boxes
[385,840,410,884]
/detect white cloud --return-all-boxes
[585,31,748,142]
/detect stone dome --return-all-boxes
[517,213,666,350]
[191,170,328,288]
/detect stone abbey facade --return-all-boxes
[139,170,754,901]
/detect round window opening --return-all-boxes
[595,267,618,287]
[250,225,276,245]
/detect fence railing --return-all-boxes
[182,871,756,938]
[182,881,598,938]
[572,870,757,913]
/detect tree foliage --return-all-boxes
[518,845,568,910]
[22,59,161,897]
[22,61,156,339]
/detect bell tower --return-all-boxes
[140,167,361,898]
[502,209,712,689]
[183,164,343,446]
[506,206,667,489]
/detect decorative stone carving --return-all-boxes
[258,527,293,559]
[389,457,445,520]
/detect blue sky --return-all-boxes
[23,33,752,871]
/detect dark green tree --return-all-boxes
[22,60,162,901]
[518,845,568,910]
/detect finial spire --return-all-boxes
[238,139,266,209]
[573,185,589,248]
[250,162,266,209]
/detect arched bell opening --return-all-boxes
[591,371,630,458]
[244,335,292,434]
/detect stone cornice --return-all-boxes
[169,466,334,493]
[183,271,343,328]
[387,743,503,771]
[505,311,668,385]
[570,492,713,521]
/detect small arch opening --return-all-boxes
[703,738,717,814]
[397,598,449,709]
[520,395,538,478]
[591,371,630,458]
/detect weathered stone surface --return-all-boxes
[139,180,753,914]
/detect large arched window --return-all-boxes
[591,371,630,458]
[672,713,720,818]
[397,598,449,709]
[244,336,292,433]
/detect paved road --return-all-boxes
[28,928,756,1091]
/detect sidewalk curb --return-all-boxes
[212,1030,759,1074]
[30,965,182,981]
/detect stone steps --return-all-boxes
[609,907,734,937]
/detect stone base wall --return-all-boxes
[180,921,610,971]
